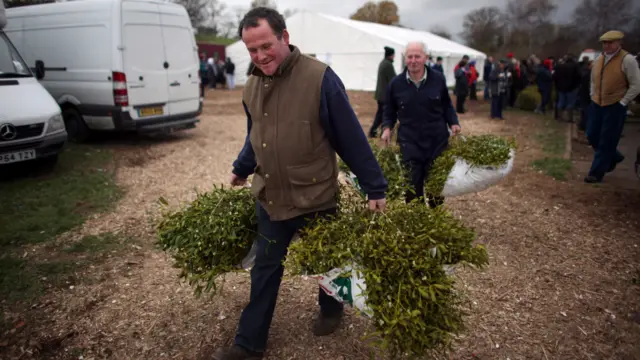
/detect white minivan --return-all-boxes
[0,2,67,168]
[5,0,202,142]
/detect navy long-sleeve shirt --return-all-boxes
[382,67,459,132]
[232,67,388,201]
[381,67,459,162]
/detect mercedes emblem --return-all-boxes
[0,123,18,141]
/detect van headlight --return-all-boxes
[46,114,65,134]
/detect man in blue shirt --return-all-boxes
[432,56,444,74]
[214,7,388,360]
[381,41,460,208]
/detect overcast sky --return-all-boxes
[222,0,583,39]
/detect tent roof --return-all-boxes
[314,12,486,59]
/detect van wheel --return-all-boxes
[62,108,90,143]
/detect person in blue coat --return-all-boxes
[381,41,461,208]
[535,58,553,115]
[432,56,444,74]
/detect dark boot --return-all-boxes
[608,154,625,173]
[211,345,263,360]
[312,311,343,336]
[584,175,602,184]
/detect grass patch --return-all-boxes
[535,125,566,156]
[0,145,123,247]
[63,232,124,254]
[1,232,129,303]
[531,119,572,180]
[0,256,78,303]
[195,34,236,45]
[532,157,573,180]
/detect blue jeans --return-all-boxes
[557,90,578,110]
[235,203,343,352]
[484,85,490,100]
[491,94,504,119]
[538,87,551,113]
[586,102,627,179]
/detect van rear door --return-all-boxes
[158,3,200,116]
[121,1,169,119]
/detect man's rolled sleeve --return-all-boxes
[231,101,257,179]
[319,68,388,200]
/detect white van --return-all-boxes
[5,0,202,142]
[0,2,67,167]
[579,49,601,63]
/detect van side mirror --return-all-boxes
[35,60,45,80]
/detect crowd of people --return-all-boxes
[199,54,236,96]
[368,31,640,185]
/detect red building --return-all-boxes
[197,43,226,61]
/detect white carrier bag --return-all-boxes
[340,142,515,198]
[441,146,516,197]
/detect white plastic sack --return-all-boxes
[441,149,515,198]
[341,148,515,199]
[312,265,373,317]
[312,259,457,318]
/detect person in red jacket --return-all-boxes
[468,60,479,100]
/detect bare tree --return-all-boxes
[540,24,582,58]
[429,25,452,40]
[572,0,635,49]
[506,0,557,54]
[250,0,276,9]
[218,6,247,39]
[173,0,224,29]
[283,8,299,18]
[624,11,640,53]
[460,6,507,56]
[350,1,400,25]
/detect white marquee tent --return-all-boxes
[225,11,487,91]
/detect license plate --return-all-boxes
[0,149,36,164]
[138,106,164,117]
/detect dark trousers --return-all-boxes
[508,85,518,107]
[235,203,343,353]
[586,102,627,179]
[579,106,588,131]
[490,94,504,119]
[456,94,467,113]
[369,101,384,138]
[403,158,445,208]
[470,83,477,100]
[200,77,208,97]
[538,88,551,113]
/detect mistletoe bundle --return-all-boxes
[286,200,488,358]
[339,139,412,201]
[157,168,489,357]
[340,135,516,199]
[156,186,256,296]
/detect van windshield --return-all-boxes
[0,31,32,78]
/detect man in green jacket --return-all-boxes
[369,46,397,138]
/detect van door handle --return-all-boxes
[170,81,180,87]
